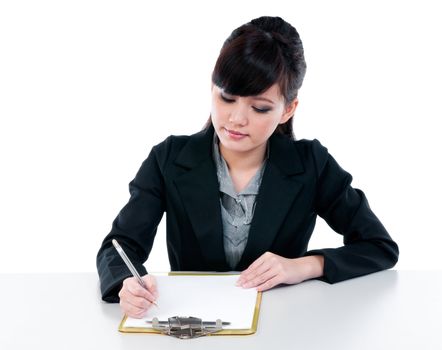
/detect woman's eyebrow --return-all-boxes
[251,96,275,104]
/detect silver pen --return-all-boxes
[112,239,158,307]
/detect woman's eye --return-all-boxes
[253,107,271,114]
[220,93,271,113]
[220,94,235,103]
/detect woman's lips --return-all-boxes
[224,128,248,140]
[226,128,247,135]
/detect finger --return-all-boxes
[244,259,274,282]
[143,275,159,299]
[127,281,157,302]
[239,256,275,285]
[238,254,268,283]
[120,300,146,317]
[120,299,147,319]
[242,268,278,289]
[255,275,282,292]
[121,289,157,315]
[125,294,151,310]
[125,304,148,319]
[119,286,151,309]
[242,253,267,275]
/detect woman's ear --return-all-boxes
[280,98,299,124]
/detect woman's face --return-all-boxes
[210,83,298,156]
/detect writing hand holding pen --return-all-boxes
[112,239,159,319]
[118,275,159,318]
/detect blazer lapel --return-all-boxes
[236,134,305,270]
[173,124,306,271]
[173,125,228,270]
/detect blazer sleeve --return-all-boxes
[304,139,399,283]
[96,138,169,302]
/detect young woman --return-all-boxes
[97,16,399,319]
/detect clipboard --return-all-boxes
[118,272,262,336]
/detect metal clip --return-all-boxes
[151,316,224,339]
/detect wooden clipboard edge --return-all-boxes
[118,272,262,336]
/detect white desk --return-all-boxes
[0,271,440,349]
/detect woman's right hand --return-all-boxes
[118,274,159,318]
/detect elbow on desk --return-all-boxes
[310,236,400,285]
[371,235,399,269]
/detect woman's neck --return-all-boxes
[219,141,267,172]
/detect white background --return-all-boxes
[1,0,441,273]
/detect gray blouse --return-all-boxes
[212,132,269,270]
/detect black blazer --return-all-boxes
[97,124,399,302]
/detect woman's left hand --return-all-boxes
[236,252,324,291]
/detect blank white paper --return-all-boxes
[123,275,258,329]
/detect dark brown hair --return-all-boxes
[204,16,307,140]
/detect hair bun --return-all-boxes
[250,16,298,43]
[250,16,285,31]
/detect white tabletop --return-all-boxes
[0,270,440,349]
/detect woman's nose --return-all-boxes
[228,105,248,125]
